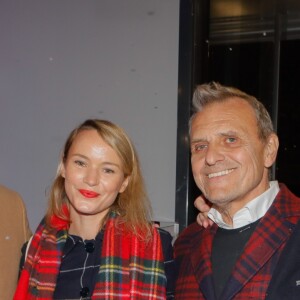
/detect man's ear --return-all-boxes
[264,133,279,168]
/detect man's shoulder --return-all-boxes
[174,222,204,255]
[275,183,300,217]
[180,222,203,235]
[0,184,16,196]
[0,184,23,205]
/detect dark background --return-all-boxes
[176,0,300,229]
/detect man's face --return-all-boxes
[190,97,278,215]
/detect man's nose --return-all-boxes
[205,144,225,166]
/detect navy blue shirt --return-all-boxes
[53,228,175,299]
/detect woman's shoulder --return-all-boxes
[156,228,173,260]
[157,228,173,245]
[156,228,177,299]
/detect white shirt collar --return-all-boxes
[207,181,280,229]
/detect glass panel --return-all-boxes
[276,40,300,195]
[203,0,300,196]
[207,42,274,113]
[206,40,300,196]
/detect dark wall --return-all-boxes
[176,0,300,229]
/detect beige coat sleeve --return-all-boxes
[0,185,32,300]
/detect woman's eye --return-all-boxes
[103,168,115,174]
[74,160,86,167]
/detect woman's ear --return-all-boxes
[119,176,130,193]
[264,133,279,168]
[58,161,66,178]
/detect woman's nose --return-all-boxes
[83,169,99,186]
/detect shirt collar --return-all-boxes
[63,230,104,257]
[208,181,280,229]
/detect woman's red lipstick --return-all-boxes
[79,189,99,198]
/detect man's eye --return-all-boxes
[194,144,207,152]
[226,137,237,143]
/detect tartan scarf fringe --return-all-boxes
[15,212,166,299]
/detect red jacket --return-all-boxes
[174,184,300,299]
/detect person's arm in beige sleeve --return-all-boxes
[0,185,31,300]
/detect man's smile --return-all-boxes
[207,168,234,179]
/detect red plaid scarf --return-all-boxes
[14,212,166,299]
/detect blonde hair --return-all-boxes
[45,119,153,239]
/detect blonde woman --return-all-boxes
[15,119,174,299]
